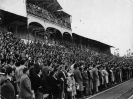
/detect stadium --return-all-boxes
[0,0,133,99]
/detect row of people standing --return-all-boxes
[70,63,133,99]
[0,59,133,99]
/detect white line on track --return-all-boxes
[128,92,133,99]
[87,79,133,99]
[114,87,133,99]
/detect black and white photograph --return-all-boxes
[0,0,133,99]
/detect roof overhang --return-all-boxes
[54,10,71,18]
[87,38,113,48]
[27,0,62,12]
[72,33,113,48]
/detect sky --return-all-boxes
[57,0,133,56]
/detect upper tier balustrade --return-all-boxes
[27,3,71,30]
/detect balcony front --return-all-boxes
[27,3,71,30]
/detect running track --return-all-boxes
[87,79,133,99]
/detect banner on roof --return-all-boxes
[0,0,27,17]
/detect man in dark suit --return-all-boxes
[58,65,68,99]
[42,64,49,85]
[34,68,43,99]
[48,66,60,99]
[1,66,15,99]
[41,64,52,95]
[19,67,33,99]
[73,63,84,99]
[42,65,49,81]
[82,67,89,96]
[92,65,99,93]
[29,63,40,92]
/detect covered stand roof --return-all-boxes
[87,38,113,48]
[54,10,71,18]
[72,33,113,53]
[27,0,62,12]
[1,10,27,26]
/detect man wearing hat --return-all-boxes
[1,66,15,99]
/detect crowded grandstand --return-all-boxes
[0,0,133,99]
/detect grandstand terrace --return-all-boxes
[1,1,133,99]
[0,0,113,55]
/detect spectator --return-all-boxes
[92,65,99,93]
[71,73,77,99]
[34,68,43,99]
[82,66,89,96]
[88,66,93,95]
[57,65,68,99]
[102,66,109,88]
[1,66,15,99]
[19,67,33,99]
[73,63,84,98]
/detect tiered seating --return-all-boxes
[0,27,133,99]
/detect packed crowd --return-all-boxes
[0,28,133,99]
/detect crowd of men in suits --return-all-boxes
[0,28,133,99]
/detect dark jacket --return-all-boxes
[82,70,89,84]
[42,66,49,80]
[48,71,60,96]
[73,69,84,91]
[92,68,99,80]
[34,74,43,93]
[57,70,68,92]
[1,79,15,99]
[73,69,83,83]
[19,74,32,98]
[58,70,68,83]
